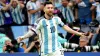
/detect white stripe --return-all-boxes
[68,7,74,22]
[40,19,45,55]
[66,8,70,23]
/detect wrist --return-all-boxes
[21,36,26,40]
[76,32,82,37]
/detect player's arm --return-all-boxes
[57,17,84,37]
[62,25,84,37]
[17,30,35,43]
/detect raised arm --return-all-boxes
[16,0,24,9]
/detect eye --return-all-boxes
[51,7,54,9]
[47,7,50,9]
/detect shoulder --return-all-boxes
[53,15,61,20]
[35,16,45,24]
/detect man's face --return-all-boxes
[12,1,18,8]
[62,0,69,7]
[79,40,88,47]
[44,4,54,17]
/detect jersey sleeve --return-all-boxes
[56,17,64,27]
[30,18,42,34]
[26,2,33,10]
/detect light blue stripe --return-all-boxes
[68,9,72,23]
[49,19,56,52]
[42,20,48,55]
[0,13,3,25]
[0,15,1,25]
[32,14,35,24]
[18,10,22,24]
[13,10,19,23]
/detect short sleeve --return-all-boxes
[26,2,33,10]
[30,18,42,34]
[56,17,64,27]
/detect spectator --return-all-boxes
[74,36,100,52]
[26,0,44,24]
[50,0,62,8]
[0,0,13,25]
[10,0,25,24]
[75,0,95,24]
[58,0,75,24]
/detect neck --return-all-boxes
[44,14,53,20]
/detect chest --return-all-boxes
[42,19,57,33]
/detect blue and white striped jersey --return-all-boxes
[58,6,74,23]
[26,1,41,24]
[11,5,24,24]
[32,16,64,55]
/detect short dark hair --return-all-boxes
[44,1,53,6]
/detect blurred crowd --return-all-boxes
[0,0,100,54]
[0,0,99,25]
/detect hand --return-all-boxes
[17,36,23,43]
[68,2,73,7]
[79,32,86,37]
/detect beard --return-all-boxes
[46,13,53,17]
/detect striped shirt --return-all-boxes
[58,6,74,23]
[26,1,41,24]
[32,16,64,55]
[0,5,4,26]
[11,5,24,24]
